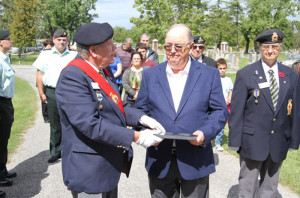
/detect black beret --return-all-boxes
[0,30,10,40]
[53,29,68,38]
[193,36,206,44]
[74,23,114,46]
[254,29,285,44]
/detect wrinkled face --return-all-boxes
[53,37,68,53]
[137,48,147,60]
[259,43,281,66]
[91,38,116,68]
[140,35,150,47]
[131,53,142,67]
[164,27,192,71]
[0,37,12,52]
[122,42,132,51]
[191,44,205,59]
[218,64,227,77]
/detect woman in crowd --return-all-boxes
[109,51,123,92]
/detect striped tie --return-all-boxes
[268,70,279,111]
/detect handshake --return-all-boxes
[136,115,166,148]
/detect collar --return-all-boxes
[0,51,9,62]
[261,59,278,74]
[166,56,191,76]
[52,47,70,56]
[84,59,100,73]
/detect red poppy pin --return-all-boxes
[279,72,284,78]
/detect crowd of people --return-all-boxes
[0,22,299,198]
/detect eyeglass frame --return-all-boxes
[163,43,191,52]
[260,43,281,51]
[192,45,205,50]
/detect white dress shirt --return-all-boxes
[262,60,280,89]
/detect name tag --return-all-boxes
[258,82,269,89]
[91,82,100,89]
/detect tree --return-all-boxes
[39,0,98,42]
[0,0,14,29]
[9,0,40,56]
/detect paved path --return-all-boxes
[4,65,299,198]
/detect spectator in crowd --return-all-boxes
[33,29,77,163]
[215,58,233,151]
[135,24,228,198]
[43,39,53,50]
[55,22,165,197]
[190,36,217,68]
[140,33,159,64]
[116,38,134,73]
[294,62,300,74]
[228,29,300,197]
[109,50,123,92]
[123,52,145,106]
[0,29,17,192]
[135,43,156,67]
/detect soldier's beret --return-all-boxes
[0,30,10,40]
[74,23,114,46]
[53,29,68,38]
[193,36,206,45]
[254,29,285,44]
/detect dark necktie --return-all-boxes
[268,70,279,111]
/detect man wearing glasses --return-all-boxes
[0,30,17,197]
[135,24,228,198]
[228,29,300,197]
[190,36,217,68]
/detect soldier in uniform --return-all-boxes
[190,36,217,68]
[0,30,17,195]
[33,29,77,163]
[228,29,300,197]
[55,22,165,197]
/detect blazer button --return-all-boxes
[271,130,274,134]
[273,118,276,122]
[174,120,178,124]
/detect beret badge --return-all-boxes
[272,32,278,42]
[198,37,203,43]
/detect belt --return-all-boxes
[45,86,55,90]
[0,96,12,101]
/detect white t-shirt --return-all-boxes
[220,76,233,99]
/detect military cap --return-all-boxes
[254,29,285,44]
[74,23,114,46]
[193,36,206,45]
[53,29,68,38]
[0,30,10,40]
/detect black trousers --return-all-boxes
[0,99,14,172]
[46,88,61,156]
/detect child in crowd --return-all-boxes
[215,58,233,151]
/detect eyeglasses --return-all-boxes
[193,45,205,50]
[164,43,190,52]
[261,44,280,51]
[1,37,11,41]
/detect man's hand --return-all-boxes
[139,115,166,133]
[189,130,205,146]
[135,129,163,148]
[40,93,47,103]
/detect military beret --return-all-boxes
[254,29,285,44]
[74,23,114,46]
[193,36,206,45]
[53,29,68,38]
[0,30,10,40]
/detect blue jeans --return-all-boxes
[215,129,224,146]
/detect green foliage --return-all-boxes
[0,0,14,29]
[8,0,40,51]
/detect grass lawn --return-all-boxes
[10,53,39,65]
[8,77,38,157]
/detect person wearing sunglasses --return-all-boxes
[0,30,17,193]
[190,36,217,68]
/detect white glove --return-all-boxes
[136,129,163,148]
[139,115,166,133]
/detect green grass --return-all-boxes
[222,125,300,195]
[8,77,38,156]
[10,53,39,65]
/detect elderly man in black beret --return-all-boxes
[33,29,77,163]
[55,22,165,197]
[0,29,17,196]
[190,35,217,68]
[229,29,300,197]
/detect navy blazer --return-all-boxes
[228,60,300,163]
[56,56,144,193]
[135,59,228,180]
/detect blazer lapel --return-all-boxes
[176,61,202,116]
[275,64,289,117]
[253,62,274,112]
[157,63,176,113]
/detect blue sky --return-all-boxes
[93,0,139,29]
[93,1,300,29]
